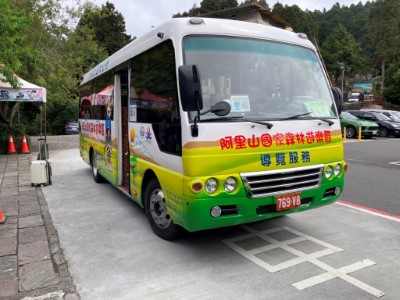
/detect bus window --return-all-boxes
[183,36,336,120]
[130,40,181,155]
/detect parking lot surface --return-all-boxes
[40,148,399,300]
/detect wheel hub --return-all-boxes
[149,190,171,229]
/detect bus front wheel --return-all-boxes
[144,178,181,240]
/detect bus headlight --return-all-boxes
[325,166,333,179]
[224,177,236,193]
[205,178,218,194]
[334,164,341,176]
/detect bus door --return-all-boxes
[120,69,130,191]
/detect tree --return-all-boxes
[272,3,318,42]
[77,1,132,56]
[0,0,108,134]
[321,24,365,84]
[383,59,400,105]
[173,0,238,17]
[310,1,374,50]
[366,0,400,92]
[0,0,40,125]
[34,1,108,134]
[198,0,238,13]
[240,0,269,9]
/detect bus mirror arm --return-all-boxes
[331,87,343,115]
[191,115,199,137]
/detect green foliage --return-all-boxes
[0,0,41,125]
[366,0,400,65]
[383,59,400,105]
[9,123,26,137]
[0,122,27,154]
[198,0,238,13]
[77,1,132,56]
[0,0,109,134]
[173,0,238,17]
[0,0,39,87]
[310,2,375,47]
[272,3,318,41]
[321,24,365,83]
[240,0,269,9]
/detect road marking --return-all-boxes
[389,161,400,166]
[337,200,400,222]
[344,139,375,143]
[223,225,385,298]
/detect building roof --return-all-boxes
[200,2,291,29]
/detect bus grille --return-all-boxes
[241,165,323,198]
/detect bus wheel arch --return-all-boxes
[142,172,182,240]
[141,170,157,206]
[90,148,105,183]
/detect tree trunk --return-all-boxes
[9,102,21,126]
[0,102,10,124]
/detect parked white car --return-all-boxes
[348,92,360,102]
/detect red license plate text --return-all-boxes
[276,193,301,211]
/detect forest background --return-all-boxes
[1,0,399,139]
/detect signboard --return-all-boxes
[353,82,373,92]
[0,88,46,102]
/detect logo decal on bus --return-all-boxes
[220,131,332,150]
[140,126,145,139]
[145,127,152,143]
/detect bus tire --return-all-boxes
[91,151,105,183]
[144,178,181,240]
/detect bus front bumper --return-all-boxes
[176,179,344,232]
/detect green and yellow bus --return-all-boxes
[79,18,346,240]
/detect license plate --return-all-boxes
[372,130,377,135]
[276,193,301,211]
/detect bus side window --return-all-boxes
[130,40,182,155]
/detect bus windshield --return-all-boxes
[183,36,336,121]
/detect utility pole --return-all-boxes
[340,63,345,99]
[381,60,385,93]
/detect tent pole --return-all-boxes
[40,105,42,137]
[44,103,47,142]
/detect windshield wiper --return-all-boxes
[201,116,273,129]
[312,117,334,126]
[282,112,334,126]
[282,112,312,120]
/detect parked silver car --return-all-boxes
[361,109,400,121]
[62,121,79,135]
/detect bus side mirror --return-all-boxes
[331,87,343,115]
[179,65,203,112]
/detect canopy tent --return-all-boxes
[0,73,46,102]
[0,73,48,141]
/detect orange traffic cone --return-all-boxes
[0,208,6,224]
[7,135,17,154]
[20,135,30,154]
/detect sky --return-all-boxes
[91,0,371,38]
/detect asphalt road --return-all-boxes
[40,147,400,300]
[341,137,400,215]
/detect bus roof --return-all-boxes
[80,17,315,85]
